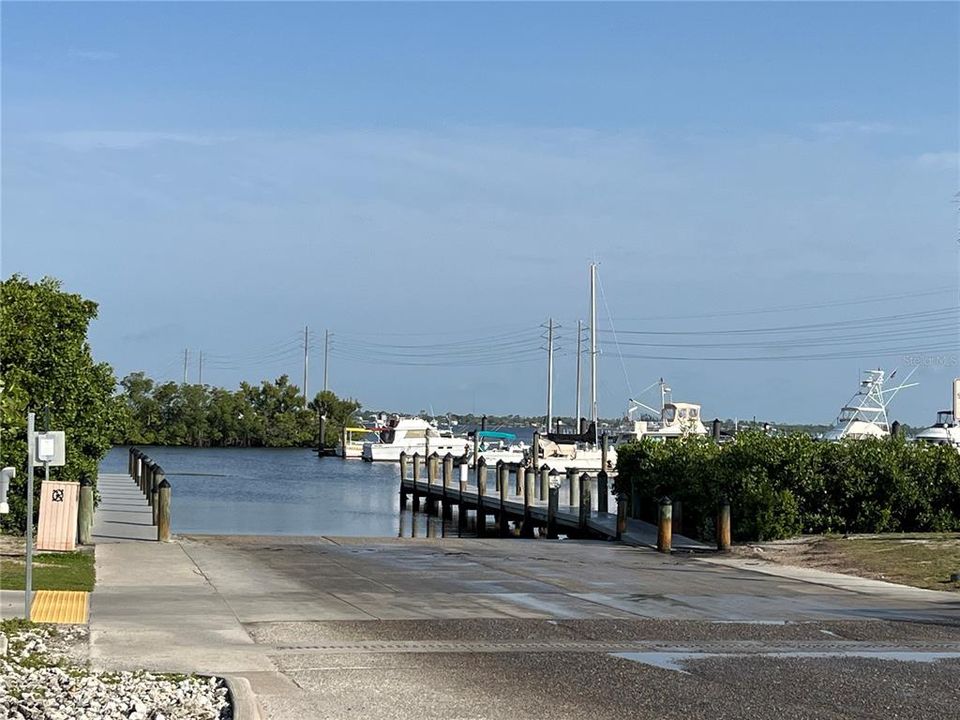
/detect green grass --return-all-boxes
[820,534,960,591]
[0,551,95,591]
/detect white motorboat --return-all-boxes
[915,378,960,450]
[362,415,470,462]
[821,368,916,441]
[534,438,617,473]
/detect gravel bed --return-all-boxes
[0,623,231,720]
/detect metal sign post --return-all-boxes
[25,412,35,620]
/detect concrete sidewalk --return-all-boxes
[89,472,274,672]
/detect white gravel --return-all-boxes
[0,624,231,720]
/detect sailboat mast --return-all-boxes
[546,318,554,434]
[589,263,598,435]
[575,319,582,427]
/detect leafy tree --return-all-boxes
[0,276,117,533]
[310,390,362,447]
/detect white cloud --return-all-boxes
[813,121,898,135]
[916,151,959,170]
[68,49,119,62]
[38,131,224,152]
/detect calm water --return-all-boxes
[101,445,470,537]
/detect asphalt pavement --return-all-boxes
[87,472,960,719]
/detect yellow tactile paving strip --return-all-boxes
[30,590,89,624]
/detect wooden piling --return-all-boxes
[601,432,609,470]
[717,499,731,552]
[398,451,408,509]
[157,479,172,542]
[458,462,468,530]
[579,473,592,531]
[442,453,454,520]
[78,476,93,545]
[412,453,422,510]
[521,468,536,537]
[531,432,540,478]
[151,469,162,525]
[476,457,487,535]
[657,496,672,553]
[616,493,627,541]
[568,468,579,508]
[497,461,508,537]
[546,469,560,539]
[597,470,609,514]
[426,452,439,513]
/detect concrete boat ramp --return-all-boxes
[88,472,960,719]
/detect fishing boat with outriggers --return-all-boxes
[821,368,916,441]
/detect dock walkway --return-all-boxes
[399,460,708,550]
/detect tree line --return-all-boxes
[113,372,361,449]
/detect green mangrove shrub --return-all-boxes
[614,432,960,542]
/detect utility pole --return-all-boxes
[545,318,554,434]
[323,329,331,392]
[589,263,598,438]
[198,351,203,386]
[25,412,35,620]
[303,325,310,402]
[182,349,189,384]
[575,319,582,428]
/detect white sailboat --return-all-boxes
[535,263,617,473]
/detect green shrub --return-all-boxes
[614,432,960,542]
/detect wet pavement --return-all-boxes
[88,473,960,719]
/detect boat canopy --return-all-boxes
[477,430,516,440]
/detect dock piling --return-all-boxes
[539,465,549,501]
[616,493,627,540]
[657,496,672,553]
[578,473,591,531]
[398,451,408,509]
[717,498,731,552]
[157,479,172,542]
[442,453,454,520]
[78,476,93,545]
[547,469,560,539]
[568,469,580,509]
[597,470,609,514]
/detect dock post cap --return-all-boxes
[659,495,672,506]
[158,479,171,489]
[548,469,561,489]
[443,452,453,460]
[79,475,92,487]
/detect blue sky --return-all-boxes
[3,2,958,424]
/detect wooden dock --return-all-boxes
[397,452,708,550]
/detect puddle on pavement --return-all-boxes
[612,650,960,674]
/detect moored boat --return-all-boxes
[362,415,470,462]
